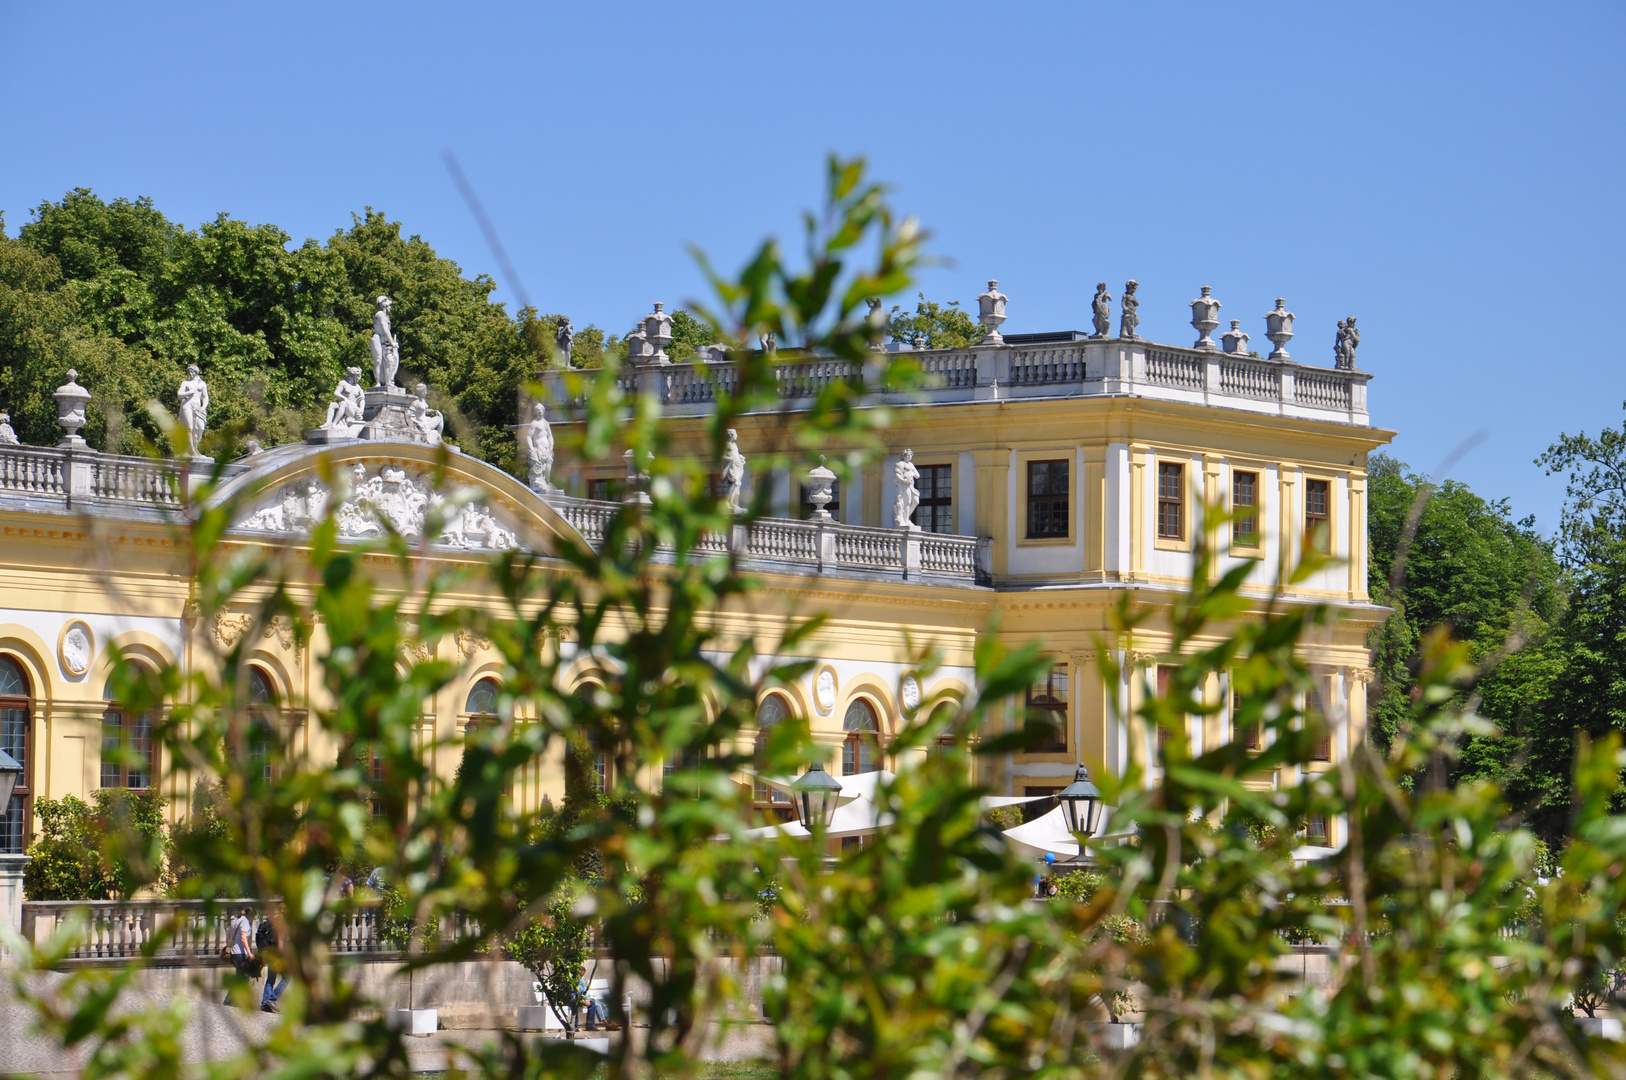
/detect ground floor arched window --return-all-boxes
[842,698,880,776]
[0,657,32,853]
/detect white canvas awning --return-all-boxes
[743,770,893,840]
[999,804,1117,860]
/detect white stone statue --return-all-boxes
[893,448,921,530]
[323,367,366,434]
[178,364,210,458]
[370,296,399,390]
[409,383,444,446]
[0,412,18,446]
[720,428,746,514]
[527,402,555,492]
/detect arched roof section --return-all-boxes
[209,440,587,555]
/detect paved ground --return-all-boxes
[0,972,277,1078]
[0,974,774,1077]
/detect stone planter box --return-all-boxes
[1087,1022,1141,1050]
[384,1008,438,1036]
[1578,1016,1624,1041]
[517,1005,558,1032]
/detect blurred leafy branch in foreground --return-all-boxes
[6,157,1626,1080]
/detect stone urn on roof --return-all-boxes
[643,302,674,365]
[54,369,92,448]
[976,280,1007,346]
[1190,286,1222,350]
[1263,298,1295,361]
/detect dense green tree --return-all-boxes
[886,292,983,349]
[1365,453,1565,760]
[0,192,546,472]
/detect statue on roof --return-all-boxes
[323,367,366,435]
[1119,280,1141,341]
[1091,282,1113,338]
[555,316,574,366]
[1334,317,1360,370]
[527,402,555,493]
[409,383,444,446]
[894,449,921,530]
[720,429,746,514]
[178,364,210,459]
[371,296,400,391]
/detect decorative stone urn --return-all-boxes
[54,369,92,448]
[976,280,1007,345]
[643,302,674,365]
[805,457,837,521]
[1221,320,1250,355]
[1189,286,1222,350]
[626,327,652,365]
[1263,297,1295,361]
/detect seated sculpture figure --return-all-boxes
[323,368,366,434]
[409,383,444,445]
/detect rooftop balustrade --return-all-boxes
[546,493,991,587]
[539,335,1372,426]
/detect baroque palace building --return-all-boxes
[0,282,1388,880]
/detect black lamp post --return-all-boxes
[1057,763,1103,839]
[790,762,843,830]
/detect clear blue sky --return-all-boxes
[3,2,1622,531]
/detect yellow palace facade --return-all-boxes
[0,289,1390,897]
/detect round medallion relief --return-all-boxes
[58,620,94,677]
[899,673,921,713]
[814,668,837,713]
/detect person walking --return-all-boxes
[224,907,256,1005]
[256,914,288,1013]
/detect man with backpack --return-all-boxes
[256,914,288,1013]
[223,908,258,1005]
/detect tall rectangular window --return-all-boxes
[1024,664,1068,753]
[1233,688,1262,751]
[1157,463,1185,540]
[913,464,954,533]
[1232,470,1259,546]
[101,709,152,790]
[588,477,621,502]
[1307,682,1332,761]
[1305,479,1330,553]
[1154,665,1176,763]
[1026,460,1069,539]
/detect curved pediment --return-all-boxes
[211,440,583,555]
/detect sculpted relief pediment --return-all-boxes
[232,461,524,552]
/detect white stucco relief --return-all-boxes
[233,462,522,551]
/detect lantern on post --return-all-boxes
[0,747,21,817]
[791,761,843,830]
[1057,763,1103,839]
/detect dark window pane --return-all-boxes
[912,465,953,533]
[1026,460,1069,538]
[1233,470,1258,544]
[1157,463,1184,540]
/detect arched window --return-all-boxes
[572,681,609,795]
[0,657,30,854]
[102,675,154,790]
[465,678,499,717]
[247,666,276,782]
[842,698,880,776]
[247,667,275,706]
[753,694,792,805]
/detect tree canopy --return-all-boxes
[0,191,674,476]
